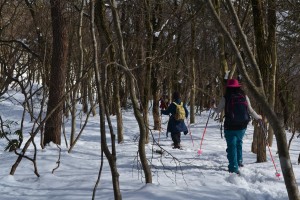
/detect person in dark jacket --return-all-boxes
[159,94,169,110]
[161,91,189,149]
[213,79,262,174]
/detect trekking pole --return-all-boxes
[198,108,212,155]
[258,120,281,179]
[218,114,224,139]
[186,118,194,147]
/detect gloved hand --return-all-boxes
[211,98,216,104]
[210,98,216,108]
[184,131,188,135]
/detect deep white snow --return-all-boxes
[0,90,299,200]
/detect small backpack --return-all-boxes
[173,102,186,121]
[225,93,250,126]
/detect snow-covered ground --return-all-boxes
[0,91,298,200]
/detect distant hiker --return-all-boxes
[161,91,189,149]
[212,79,262,174]
[159,94,169,110]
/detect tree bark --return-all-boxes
[189,12,196,124]
[151,0,163,131]
[44,0,68,146]
[142,0,154,144]
[251,0,277,149]
[256,120,266,162]
[266,0,277,146]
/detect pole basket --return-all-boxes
[197,149,202,155]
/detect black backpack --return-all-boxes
[225,93,250,126]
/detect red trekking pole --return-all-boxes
[259,120,281,179]
[198,109,212,155]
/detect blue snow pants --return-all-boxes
[224,129,246,173]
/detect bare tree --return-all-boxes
[90,0,122,199]
[107,0,153,184]
[94,0,124,143]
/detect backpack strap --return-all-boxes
[173,102,183,106]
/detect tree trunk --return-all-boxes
[251,0,277,149]
[95,0,124,144]
[189,12,196,124]
[90,1,121,199]
[214,0,228,125]
[151,0,163,131]
[251,122,258,154]
[266,0,277,147]
[256,120,266,162]
[70,0,85,147]
[152,78,161,130]
[114,70,124,144]
[142,0,154,144]
[44,0,68,146]
[108,0,152,183]
[251,0,273,161]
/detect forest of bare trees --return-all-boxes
[0,0,300,199]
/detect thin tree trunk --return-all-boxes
[82,79,88,113]
[142,0,153,144]
[151,0,163,131]
[108,0,152,183]
[189,13,196,124]
[114,71,124,144]
[152,79,161,130]
[70,0,85,147]
[95,0,123,143]
[266,0,277,147]
[215,1,228,125]
[90,1,121,199]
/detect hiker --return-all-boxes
[161,91,189,149]
[212,79,262,174]
[159,94,169,110]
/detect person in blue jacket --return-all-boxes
[161,91,189,149]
